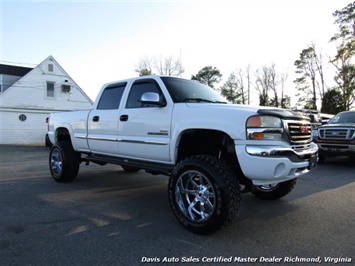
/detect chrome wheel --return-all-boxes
[169,155,241,234]
[50,148,62,176]
[49,142,80,182]
[252,179,297,200]
[256,183,279,191]
[175,170,216,223]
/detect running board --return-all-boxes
[84,154,173,175]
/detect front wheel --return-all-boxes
[251,179,297,200]
[49,141,80,182]
[168,155,241,234]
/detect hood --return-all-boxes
[319,123,355,128]
[185,103,309,120]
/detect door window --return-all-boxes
[126,80,164,108]
[97,83,126,110]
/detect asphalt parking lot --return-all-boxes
[0,145,354,265]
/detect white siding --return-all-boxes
[0,58,92,111]
[0,56,93,145]
[0,109,50,145]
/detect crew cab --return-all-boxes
[47,75,318,234]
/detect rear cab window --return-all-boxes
[97,82,127,110]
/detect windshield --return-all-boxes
[161,77,227,104]
[328,112,355,124]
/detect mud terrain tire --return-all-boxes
[49,141,80,182]
[168,155,241,234]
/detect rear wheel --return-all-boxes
[168,155,240,234]
[251,179,296,200]
[49,141,80,182]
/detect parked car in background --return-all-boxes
[320,113,334,125]
[313,111,355,163]
[293,109,322,129]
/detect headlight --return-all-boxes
[312,130,318,137]
[246,115,283,140]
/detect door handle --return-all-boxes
[92,116,100,122]
[120,115,129,122]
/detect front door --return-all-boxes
[118,79,172,163]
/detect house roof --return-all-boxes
[0,64,33,77]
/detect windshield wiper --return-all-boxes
[181,98,227,104]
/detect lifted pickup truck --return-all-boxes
[313,111,355,163]
[48,75,318,234]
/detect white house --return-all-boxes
[0,56,93,146]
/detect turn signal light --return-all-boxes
[252,132,264,139]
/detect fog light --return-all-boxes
[274,163,286,178]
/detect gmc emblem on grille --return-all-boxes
[300,126,310,133]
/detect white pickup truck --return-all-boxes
[48,75,318,234]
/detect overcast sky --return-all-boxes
[1,0,350,104]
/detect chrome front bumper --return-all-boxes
[236,142,318,185]
[245,142,319,162]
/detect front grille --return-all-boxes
[285,121,312,144]
[319,128,355,140]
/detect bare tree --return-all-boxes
[294,46,317,109]
[246,65,251,105]
[135,55,153,76]
[255,63,290,108]
[294,43,327,110]
[314,45,326,101]
[255,66,271,106]
[135,54,184,77]
[235,68,246,104]
[255,64,279,107]
[154,55,184,76]
[280,72,290,108]
[269,63,279,107]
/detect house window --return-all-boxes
[61,84,71,93]
[47,82,55,97]
[19,114,27,121]
[48,64,53,72]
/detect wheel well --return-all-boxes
[177,129,234,163]
[176,129,249,185]
[55,127,71,143]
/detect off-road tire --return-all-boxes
[49,141,80,182]
[168,155,241,234]
[252,179,297,200]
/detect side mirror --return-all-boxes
[140,92,166,107]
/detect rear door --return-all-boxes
[87,82,126,155]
